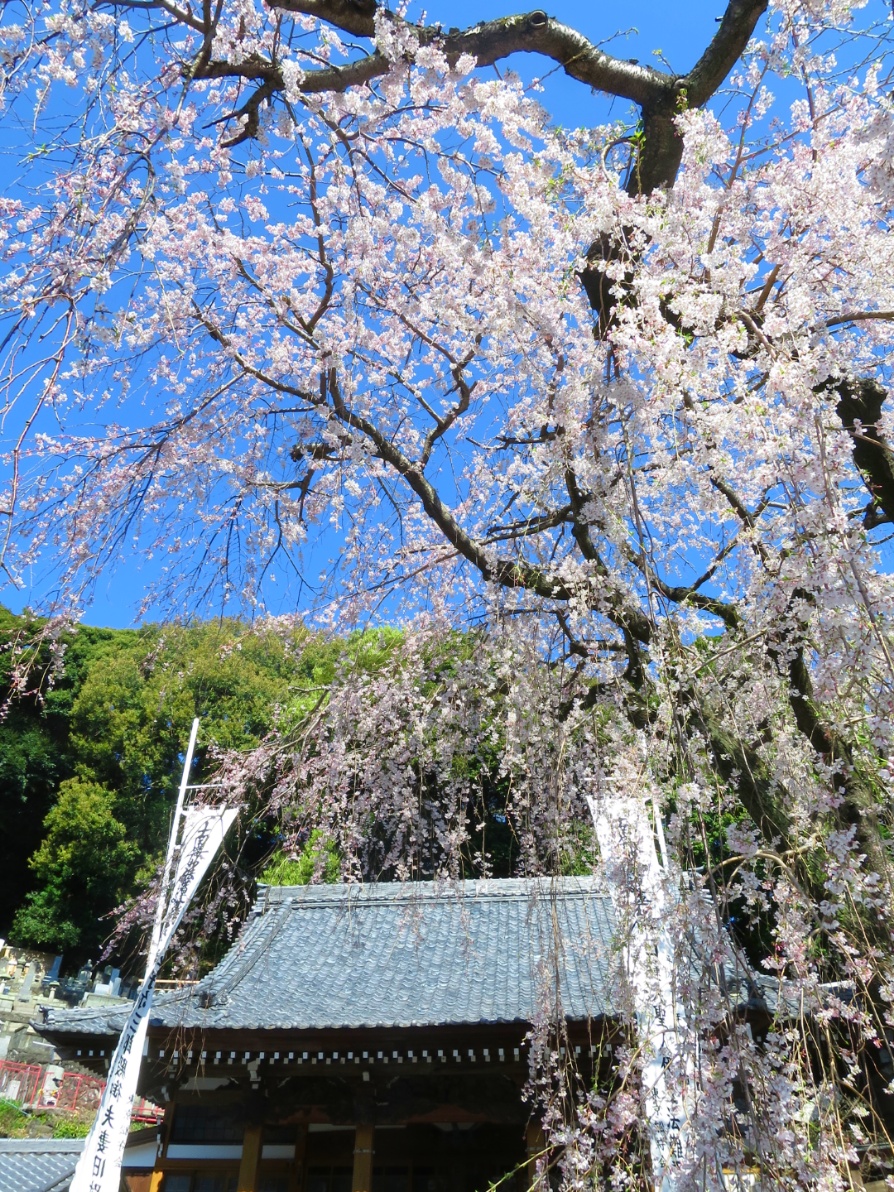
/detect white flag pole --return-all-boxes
[150,716,200,959]
[70,719,237,1192]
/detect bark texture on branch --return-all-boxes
[833,378,894,527]
[269,5,678,104]
[186,0,769,188]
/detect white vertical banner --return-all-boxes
[72,804,237,1192]
[587,793,694,1192]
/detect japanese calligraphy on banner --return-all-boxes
[586,793,694,1192]
[71,805,238,1192]
[159,806,238,946]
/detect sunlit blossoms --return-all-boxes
[3,0,894,1185]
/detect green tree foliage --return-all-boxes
[0,607,86,933]
[1,610,323,956]
[1,613,597,960]
[260,831,341,886]
[13,779,140,951]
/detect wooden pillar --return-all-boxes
[238,1123,264,1192]
[150,1100,174,1191]
[525,1121,545,1192]
[290,1121,308,1192]
[352,1123,375,1192]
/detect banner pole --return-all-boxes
[69,717,239,1192]
[149,717,200,960]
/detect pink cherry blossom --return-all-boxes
[4,0,894,1184]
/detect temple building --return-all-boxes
[38,878,624,1192]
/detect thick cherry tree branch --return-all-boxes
[625,0,767,193]
[578,0,768,320]
[195,8,677,134]
[704,470,893,893]
[830,377,894,528]
[151,0,768,193]
[185,9,672,102]
[319,369,653,645]
[769,607,892,901]
[266,6,677,105]
[126,0,771,338]
[686,0,770,107]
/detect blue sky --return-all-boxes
[0,0,756,627]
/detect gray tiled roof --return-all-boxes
[43,878,618,1036]
[0,1139,83,1192]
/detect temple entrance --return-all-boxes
[304,1123,526,1192]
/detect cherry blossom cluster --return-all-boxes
[3,0,894,1184]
